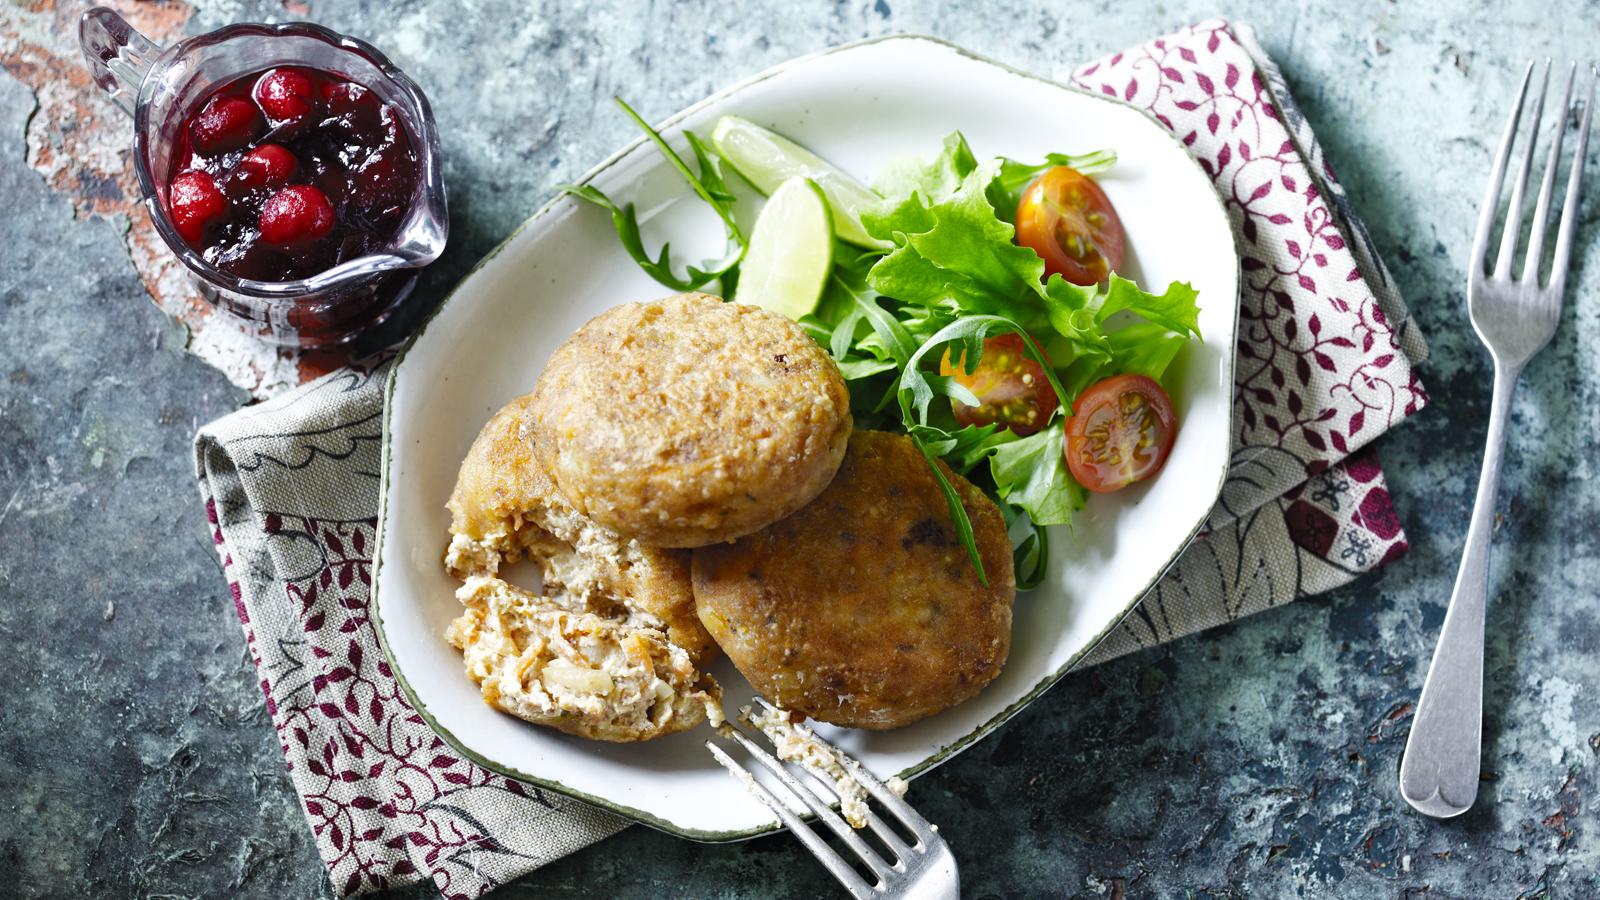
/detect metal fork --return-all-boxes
[707,701,958,899]
[1400,60,1597,819]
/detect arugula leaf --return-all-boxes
[850,288,919,366]
[618,99,744,246]
[836,356,899,379]
[810,245,885,360]
[559,98,747,293]
[897,317,1068,446]
[908,422,1019,474]
[897,315,1066,426]
[910,436,989,584]
[895,315,1070,579]
[1000,501,1050,590]
[988,148,1117,220]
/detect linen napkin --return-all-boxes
[193,19,1427,897]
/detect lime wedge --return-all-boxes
[734,177,833,320]
[711,116,889,250]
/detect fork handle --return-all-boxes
[1399,362,1521,818]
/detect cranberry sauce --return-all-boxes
[166,66,419,282]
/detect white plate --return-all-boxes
[373,35,1238,840]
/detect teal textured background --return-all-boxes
[2,1,1598,896]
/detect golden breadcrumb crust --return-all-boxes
[445,393,713,663]
[530,292,851,548]
[442,394,723,742]
[692,430,1015,730]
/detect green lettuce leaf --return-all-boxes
[1040,274,1201,397]
[987,148,1117,221]
[989,426,1084,526]
[1096,276,1202,337]
[1040,278,1116,359]
[864,160,1050,320]
[1107,322,1189,383]
[870,131,980,205]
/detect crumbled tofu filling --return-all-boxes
[447,575,717,741]
[445,455,722,740]
[444,531,505,578]
[744,705,874,828]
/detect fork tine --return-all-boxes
[749,697,934,841]
[722,727,898,879]
[829,745,929,836]
[706,740,877,899]
[1522,63,1577,286]
[1493,60,1550,280]
[859,808,914,858]
[1472,61,1535,277]
[739,702,915,857]
[1550,66,1597,296]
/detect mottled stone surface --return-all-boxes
[3,0,1600,897]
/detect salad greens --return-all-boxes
[566,99,1202,589]
[559,99,747,294]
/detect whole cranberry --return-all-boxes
[189,95,263,154]
[168,171,228,244]
[253,69,321,126]
[228,143,299,195]
[259,185,336,248]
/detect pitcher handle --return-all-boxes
[78,6,163,117]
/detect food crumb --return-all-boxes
[743,704,871,827]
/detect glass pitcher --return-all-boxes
[78,6,448,347]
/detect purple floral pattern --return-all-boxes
[1073,21,1427,520]
[204,501,624,897]
[194,21,1428,898]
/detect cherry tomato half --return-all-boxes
[939,333,1059,436]
[1064,374,1177,492]
[1015,166,1126,286]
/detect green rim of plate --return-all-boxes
[370,32,1241,843]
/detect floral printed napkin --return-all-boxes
[193,20,1427,898]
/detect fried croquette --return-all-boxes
[442,394,720,741]
[692,430,1015,730]
[530,292,851,548]
[445,392,713,663]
